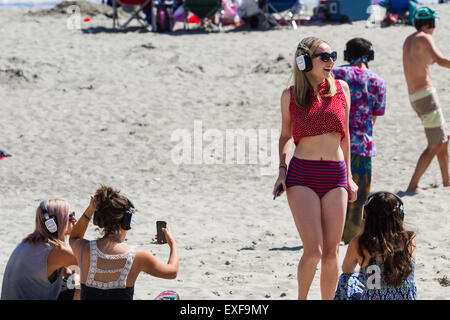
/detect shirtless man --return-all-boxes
[403,7,450,193]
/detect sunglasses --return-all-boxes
[69,211,76,222]
[312,51,337,62]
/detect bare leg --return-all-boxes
[437,140,450,186]
[152,7,157,32]
[287,186,322,300]
[168,8,174,31]
[407,144,443,193]
[320,187,347,300]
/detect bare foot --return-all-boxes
[444,181,450,187]
[405,186,424,194]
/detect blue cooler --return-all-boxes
[328,0,372,22]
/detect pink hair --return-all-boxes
[23,199,71,247]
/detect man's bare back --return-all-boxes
[403,32,435,94]
[403,30,450,94]
[403,8,450,193]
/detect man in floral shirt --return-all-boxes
[333,38,386,244]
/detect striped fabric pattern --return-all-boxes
[286,157,348,198]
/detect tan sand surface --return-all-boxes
[1,2,449,299]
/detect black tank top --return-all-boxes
[81,283,134,300]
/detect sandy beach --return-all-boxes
[1,1,449,300]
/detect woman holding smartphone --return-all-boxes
[273,37,358,299]
[69,185,179,300]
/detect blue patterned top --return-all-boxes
[334,259,417,300]
[332,66,386,158]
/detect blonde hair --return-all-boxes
[22,199,71,247]
[293,37,337,108]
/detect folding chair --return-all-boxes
[112,0,153,30]
[260,0,301,28]
[184,0,223,30]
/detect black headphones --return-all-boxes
[40,200,58,234]
[93,198,136,231]
[363,191,405,221]
[296,37,313,72]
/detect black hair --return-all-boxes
[414,18,435,31]
[345,38,372,62]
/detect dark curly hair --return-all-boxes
[358,192,416,287]
[93,185,132,238]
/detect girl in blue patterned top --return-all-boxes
[334,191,417,300]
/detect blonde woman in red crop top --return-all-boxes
[272,37,358,300]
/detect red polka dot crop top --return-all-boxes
[289,79,346,146]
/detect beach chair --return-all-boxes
[260,0,301,28]
[111,0,153,30]
[378,0,417,25]
[183,0,223,29]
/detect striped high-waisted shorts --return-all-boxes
[286,157,348,198]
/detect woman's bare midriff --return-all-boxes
[293,132,344,161]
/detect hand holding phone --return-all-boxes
[156,221,167,244]
[273,183,284,200]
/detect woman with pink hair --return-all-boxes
[1,199,79,300]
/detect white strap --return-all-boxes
[85,241,136,289]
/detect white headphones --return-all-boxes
[40,200,58,234]
[296,37,313,72]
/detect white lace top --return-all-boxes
[85,240,136,290]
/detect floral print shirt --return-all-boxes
[333,65,386,157]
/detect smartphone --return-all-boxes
[273,184,283,200]
[156,221,167,244]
